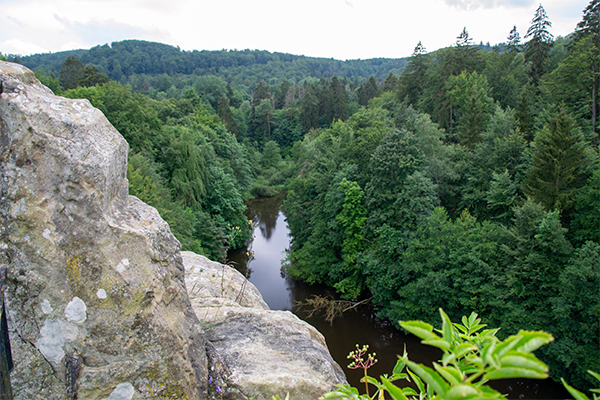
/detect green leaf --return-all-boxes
[393,358,407,375]
[401,387,418,397]
[561,378,590,400]
[442,352,456,367]
[408,370,426,394]
[484,367,549,380]
[363,376,380,386]
[493,334,522,358]
[422,338,452,351]
[434,363,463,385]
[513,331,554,353]
[500,352,549,373]
[406,360,450,396]
[445,384,479,400]
[465,355,484,369]
[455,342,477,359]
[400,320,437,341]
[439,308,454,345]
[382,377,408,400]
[482,338,499,368]
[588,370,600,383]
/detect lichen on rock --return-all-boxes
[0,61,207,399]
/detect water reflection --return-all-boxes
[227,195,570,400]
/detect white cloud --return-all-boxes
[0,38,49,55]
[0,0,589,59]
[444,0,535,10]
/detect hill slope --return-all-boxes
[20,39,408,87]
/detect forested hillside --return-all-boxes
[18,40,408,91]
[281,3,599,392]
[4,0,598,394]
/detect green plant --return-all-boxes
[321,309,554,400]
[347,344,378,397]
[562,371,600,400]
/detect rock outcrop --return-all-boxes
[0,61,206,399]
[0,61,347,400]
[183,252,347,400]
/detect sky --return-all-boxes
[0,0,590,61]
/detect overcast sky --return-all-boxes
[0,0,589,60]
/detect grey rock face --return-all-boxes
[183,252,348,400]
[0,61,207,399]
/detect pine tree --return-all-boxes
[525,4,554,83]
[523,110,588,213]
[573,0,600,142]
[358,76,379,106]
[217,95,239,137]
[507,25,521,51]
[329,76,349,121]
[575,0,600,46]
[397,41,429,106]
[251,80,272,107]
[59,56,84,90]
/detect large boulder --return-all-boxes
[183,252,348,400]
[0,61,207,399]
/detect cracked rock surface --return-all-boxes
[0,61,206,399]
[183,252,348,400]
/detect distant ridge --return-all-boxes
[20,39,409,87]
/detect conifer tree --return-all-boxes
[358,76,379,106]
[575,0,600,46]
[59,56,84,90]
[523,110,588,213]
[397,41,429,105]
[525,4,554,83]
[507,25,522,51]
[217,95,239,137]
[329,76,349,121]
[251,80,272,107]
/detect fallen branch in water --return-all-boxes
[295,295,372,325]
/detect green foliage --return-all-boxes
[59,56,84,90]
[321,310,555,400]
[446,71,494,147]
[335,179,368,299]
[525,4,554,82]
[20,40,408,89]
[523,110,589,213]
[543,36,599,139]
[562,370,600,400]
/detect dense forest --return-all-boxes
[16,40,408,91]
[2,0,598,393]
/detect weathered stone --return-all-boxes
[0,61,207,399]
[183,252,348,400]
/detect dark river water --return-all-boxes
[227,194,569,399]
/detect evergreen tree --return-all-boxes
[274,79,291,109]
[217,95,239,137]
[523,110,588,213]
[382,72,398,92]
[447,27,482,76]
[251,80,272,107]
[299,84,320,131]
[515,85,535,141]
[573,0,600,142]
[329,76,349,122]
[79,64,110,87]
[575,0,600,46]
[525,4,554,83]
[397,41,429,106]
[507,25,522,51]
[59,56,84,90]
[358,76,379,106]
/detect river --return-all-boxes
[227,194,570,399]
